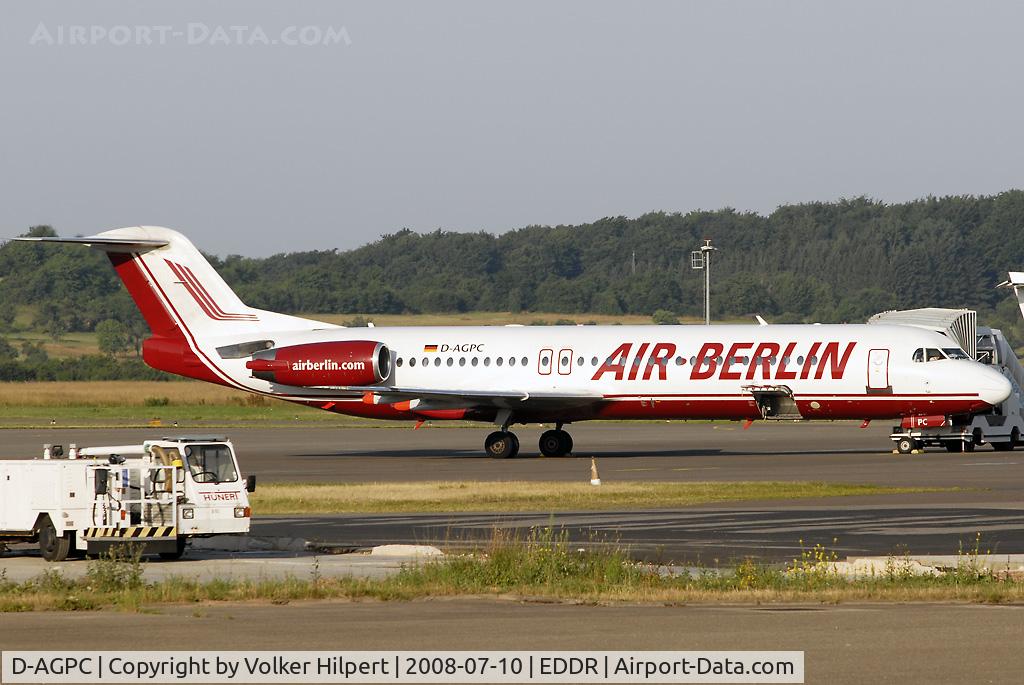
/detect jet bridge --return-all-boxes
[869,297,1024,453]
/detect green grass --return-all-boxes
[250,481,957,514]
[2,529,1020,612]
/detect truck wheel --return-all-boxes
[896,437,917,454]
[158,537,187,560]
[944,441,963,453]
[38,516,71,562]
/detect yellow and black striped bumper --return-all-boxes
[82,526,177,539]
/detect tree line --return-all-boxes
[1,191,1023,380]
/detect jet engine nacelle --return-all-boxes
[245,340,390,386]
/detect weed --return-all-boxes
[950,532,993,583]
[787,538,840,589]
[85,543,145,592]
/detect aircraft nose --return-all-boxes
[977,367,1012,406]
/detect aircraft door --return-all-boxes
[867,349,889,390]
[557,349,573,375]
[538,348,553,375]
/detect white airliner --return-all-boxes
[21,227,1012,458]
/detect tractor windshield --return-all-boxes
[183,444,238,483]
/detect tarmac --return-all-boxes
[3,422,1022,562]
[2,421,1021,497]
[3,422,1024,683]
[0,600,1022,684]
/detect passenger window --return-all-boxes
[591,356,598,366]
[577,356,584,367]
[471,357,478,367]
[396,358,403,367]
[459,357,466,367]
[484,357,491,366]
[409,358,417,367]
[446,358,454,367]
[521,356,528,366]
[509,357,516,367]
[421,357,427,366]
[496,357,503,367]
[434,357,441,367]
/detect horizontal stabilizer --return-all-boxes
[15,236,169,252]
[996,271,1024,288]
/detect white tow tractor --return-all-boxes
[0,436,255,561]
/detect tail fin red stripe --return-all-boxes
[165,259,258,321]
[165,260,229,321]
[178,262,257,320]
[108,253,177,335]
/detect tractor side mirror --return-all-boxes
[94,468,109,496]
[246,475,257,493]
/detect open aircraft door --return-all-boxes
[867,348,890,391]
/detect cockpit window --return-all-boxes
[942,348,970,360]
[913,348,950,362]
[183,444,238,483]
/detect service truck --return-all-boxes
[0,436,254,561]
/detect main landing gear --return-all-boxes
[484,423,574,458]
[538,429,573,458]
[485,431,520,459]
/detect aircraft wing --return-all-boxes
[334,386,603,410]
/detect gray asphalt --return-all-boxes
[256,505,1024,564]
[1,600,1022,684]
[3,422,1022,497]
[4,423,1024,683]
[5,422,1024,562]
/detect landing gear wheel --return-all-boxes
[992,441,1014,452]
[159,536,187,560]
[38,516,70,562]
[539,430,573,457]
[485,431,519,459]
[962,440,975,452]
[896,437,917,454]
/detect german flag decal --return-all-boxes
[423,344,438,352]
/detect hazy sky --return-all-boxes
[2,1,1022,256]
